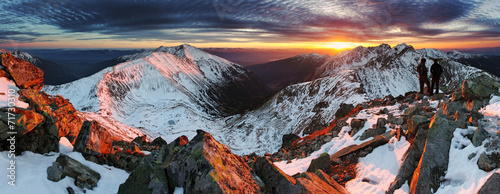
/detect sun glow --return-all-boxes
[322,42,363,50]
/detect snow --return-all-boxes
[345,137,410,194]
[0,139,129,193]
[480,95,500,117]
[274,104,406,176]
[435,127,500,193]
[0,77,29,109]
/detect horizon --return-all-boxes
[1,1,499,51]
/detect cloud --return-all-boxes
[1,0,498,44]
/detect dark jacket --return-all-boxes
[416,62,428,79]
[431,62,443,78]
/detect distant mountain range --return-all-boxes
[41,43,493,155]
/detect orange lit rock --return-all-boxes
[1,53,43,91]
[18,89,83,143]
[164,130,260,193]
[14,109,44,134]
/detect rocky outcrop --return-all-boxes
[18,89,83,143]
[118,136,187,194]
[47,154,101,190]
[74,121,118,155]
[1,53,43,91]
[253,156,302,193]
[410,114,458,194]
[306,153,330,173]
[387,127,428,193]
[0,108,59,154]
[462,74,499,100]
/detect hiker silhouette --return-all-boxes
[416,58,431,94]
[430,58,443,95]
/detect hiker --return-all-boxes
[416,58,431,94]
[430,58,443,95]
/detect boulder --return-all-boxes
[50,154,101,190]
[296,172,347,193]
[404,106,421,119]
[281,133,300,149]
[477,153,497,172]
[47,162,65,182]
[314,170,349,194]
[359,118,387,140]
[307,153,331,173]
[74,120,119,155]
[472,125,490,147]
[335,103,355,119]
[118,135,188,194]
[163,130,260,193]
[478,173,500,194]
[350,118,367,136]
[253,156,302,193]
[150,137,167,147]
[407,115,430,140]
[410,114,457,194]
[0,110,59,155]
[18,89,83,143]
[1,53,43,90]
[462,74,500,100]
[443,101,466,116]
[387,128,428,193]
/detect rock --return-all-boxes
[151,137,167,147]
[47,162,65,182]
[462,74,500,100]
[53,154,101,190]
[281,133,300,149]
[307,153,331,173]
[407,115,430,140]
[404,106,421,119]
[296,172,348,193]
[0,109,59,155]
[1,53,43,90]
[66,187,75,194]
[472,125,490,147]
[451,90,463,101]
[443,101,468,117]
[314,170,349,194]
[359,118,387,140]
[465,100,487,112]
[350,119,367,136]
[477,173,500,194]
[163,130,260,193]
[387,128,428,194]
[118,151,169,194]
[410,114,457,194]
[253,156,301,193]
[18,89,83,143]
[73,120,119,155]
[335,103,355,119]
[477,153,497,172]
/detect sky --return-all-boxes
[1,0,500,50]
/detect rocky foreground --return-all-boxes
[1,52,500,193]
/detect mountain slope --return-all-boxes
[45,43,492,156]
[220,43,489,155]
[44,44,271,144]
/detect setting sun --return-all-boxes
[321,42,366,50]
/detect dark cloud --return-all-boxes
[1,0,498,44]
